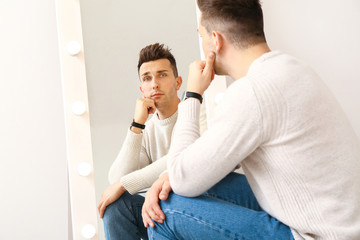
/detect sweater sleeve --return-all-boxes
[108,129,151,184]
[120,154,168,194]
[168,80,263,197]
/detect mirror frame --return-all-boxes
[55,0,99,239]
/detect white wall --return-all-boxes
[0,0,69,239]
[262,0,360,139]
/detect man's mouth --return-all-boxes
[151,92,164,98]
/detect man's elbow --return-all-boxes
[169,176,204,198]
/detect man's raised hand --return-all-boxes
[186,51,215,95]
[131,98,156,133]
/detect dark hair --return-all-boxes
[197,0,266,48]
[137,43,178,77]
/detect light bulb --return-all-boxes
[71,101,86,116]
[81,224,96,239]
[66,41,81,56]
[77,162,92,176]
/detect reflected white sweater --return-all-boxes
[168,51,360,240]
[108,111,177,194]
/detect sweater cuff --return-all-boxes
[125,128,143,150]
[179,98,201,122]
[120,175,147,195]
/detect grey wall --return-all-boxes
[0,0,68,239]
[80,1,200,239]
[262,0,360,139]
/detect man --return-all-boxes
[142,0,360,239]
[98,43,182,240]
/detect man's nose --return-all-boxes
[152,77,159,89]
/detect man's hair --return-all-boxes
[197,0,266,49]
[137,43,178,78]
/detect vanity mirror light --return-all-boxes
[55,0,98,239]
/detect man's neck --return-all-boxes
[226,42,271,80]
[157,98,180,120]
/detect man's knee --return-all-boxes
[103,191,137,224]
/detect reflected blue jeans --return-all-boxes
[102,191,148,240]
[148,173,294,240]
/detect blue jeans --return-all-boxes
[102,191,148,240]
[148,173,294,240]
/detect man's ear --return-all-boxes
[139,86,145,96]
[212,31,224,54]
[175,76,183,90]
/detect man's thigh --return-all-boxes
[204,172,262,211]
[148,192,293,240]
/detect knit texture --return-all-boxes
[108,111,178,194]
[168,51,360,240]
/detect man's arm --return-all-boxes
[108,97,156,183]
[168,53,262,197]
[120,154,168,194]
[108,129,150,184]
[98,98,156,218]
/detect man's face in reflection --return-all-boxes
[139,58,181,110]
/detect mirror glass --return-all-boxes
[79,0,200,238]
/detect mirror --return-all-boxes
[79,1,201,238]
[60,1,360,239]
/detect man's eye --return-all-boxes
[160,73,166,77]
[144,77,151,81]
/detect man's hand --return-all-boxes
[97,180,126,218]
[134,98,156,123]
[186,51,215,95]
[142,172,172,228]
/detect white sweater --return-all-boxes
[168,51,360,240]
[108,111,177,194]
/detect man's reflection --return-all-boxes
[98,43,182,240]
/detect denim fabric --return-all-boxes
[148,173,294,240]
[102,191,148,240]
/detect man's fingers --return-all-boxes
[148,206,163,223]
[142,207,150,228]
[99,202,105,219]
[142,205,157,227]
[97,201,101,213]
[150,201,165,221]
[159,181,171,201]
[97,197,104,217]
[203,51,215,78]
[147,101,156,114]
[146,193,164,222]
[153,205,165,220]
[99,199,110,218]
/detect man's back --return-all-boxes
[242,51,360,239]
